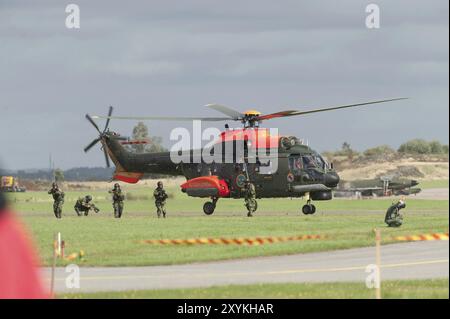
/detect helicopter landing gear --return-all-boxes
[203,197,218,215]
[302,200,316,215]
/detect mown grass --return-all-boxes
[60,279,449,299]
[419,179,449,189]
[7,185,449,214]
[8,188,448,267]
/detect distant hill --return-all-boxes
[1,167,115,182]
[1,167,171,182]
[63,167,115,181]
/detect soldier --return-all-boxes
[109,183,124,218]
[74,195,100,216]
[153,181,168,218]
[385,199,406,227]
[48,182,64,219]
[243,180,257,217]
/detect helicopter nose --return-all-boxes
[324,172,340,188]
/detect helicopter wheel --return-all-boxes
[203,202,216,215]
[302,204,316,215]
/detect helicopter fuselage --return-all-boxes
[101,129,339,201]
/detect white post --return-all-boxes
[57,232,62,257]
[50,233,57,296]
[375,229,382,299]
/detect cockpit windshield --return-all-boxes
[302,155,317,169]
[314,154,327,169]
[289,154,327,173]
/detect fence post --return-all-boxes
[50,233,57,296]
[375,228,382,299]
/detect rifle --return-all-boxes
[91,204,100,213]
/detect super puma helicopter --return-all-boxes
[84,98,406,216]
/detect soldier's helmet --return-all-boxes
[52,182,57,187]
[85,195,92,202]
[157,181,163,188]
[114,183,120,188]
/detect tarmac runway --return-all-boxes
[414,188,449,200]
[44,240,449,293]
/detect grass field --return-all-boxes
[7,183,449,213]
[7,187,448,267]
[60,279,449,299]
[419,179,449,189]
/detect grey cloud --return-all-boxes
[0,0,448,169]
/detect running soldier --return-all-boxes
[153,181,168,218]
[109,183,124,218]
[48,182,64,219]
[243,181,257,217]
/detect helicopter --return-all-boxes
[84,98,406,216]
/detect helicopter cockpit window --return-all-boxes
[314,155,327,169]
[302,155,317,169]
[288,155,303,175]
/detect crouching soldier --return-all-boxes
[74,195,100,216]
[385,199,406,227]
[243,180,257,217]
[48,182,64,219]
[109,183,124,218]
[153,181,168,218]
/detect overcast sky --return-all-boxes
[0,0,448,170]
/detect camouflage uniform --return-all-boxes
[243,182,257,217]
[153,182,168,218]
[109,184,124,218]
[74,195,99,216]
[48,183,64,219]
[385,200,405,227]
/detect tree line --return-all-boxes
[325,139,449,159]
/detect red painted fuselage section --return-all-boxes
[181,176,230,197]
[217,128,280,149]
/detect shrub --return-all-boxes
[333,142,359,160]
[429,140,444,154]
[363,145,395,157]
[398,139,432,154]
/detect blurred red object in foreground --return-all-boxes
[0,209,49,299]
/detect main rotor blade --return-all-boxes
[258,98,408,120]
[256,110,299,121]
[103,106,113,133]
[91,115,231,122]
[104,148,111,168]
[85,114,101,133]
[84,138,101,153]
[206,104,243,120]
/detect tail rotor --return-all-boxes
[84,106,116,168]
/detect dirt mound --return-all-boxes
[338,160,448,180]
[380,165,425,178]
